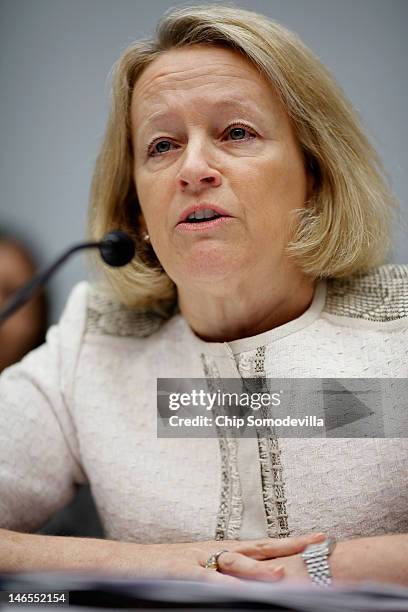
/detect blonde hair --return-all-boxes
[88,3,399,308]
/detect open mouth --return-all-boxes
[176,206,234,231]
[183,209,225,223]
[185,215,221,223]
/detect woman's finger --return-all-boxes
[232,532,326,560]
[213,551,285,581]
[199,568,245,585]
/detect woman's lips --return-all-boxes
[175,216,235,232]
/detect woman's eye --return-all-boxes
[225,123,256,142]
[149,140,173,156]
[152,140,171,154]
[229,127,246,140]
[147,124,255,157]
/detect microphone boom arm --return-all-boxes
[0,241,101,325]
[0,230,135,326]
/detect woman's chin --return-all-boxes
[172,243,241,279]
[172,255,243,288]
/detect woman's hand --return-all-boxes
[212,532,325,582]
[216,550,309,583]
[116,532,326,583]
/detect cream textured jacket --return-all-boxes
[0,264,407,543]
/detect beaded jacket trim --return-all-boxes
[325,264,408,322]
[237,346,290,539]
[200,353,243,541]
[86,285,174,337]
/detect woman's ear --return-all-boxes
[138,211,147,234]
[306,172,315,201]
[305,157,320,202]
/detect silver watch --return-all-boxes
[301,537,336,587]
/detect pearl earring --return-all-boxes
[143,232,150,242]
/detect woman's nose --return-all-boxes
[177,144,222,193]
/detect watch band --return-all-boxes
[301,537,336,587]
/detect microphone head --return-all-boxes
[99,230,136,267]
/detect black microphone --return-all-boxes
[0,230,135,326]
[99,230,135,267]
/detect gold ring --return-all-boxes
[204,549,229,570]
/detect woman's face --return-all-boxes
[131,44,312,290]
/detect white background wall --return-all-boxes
[1,0,407,323]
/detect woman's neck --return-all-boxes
[177,270,316,343]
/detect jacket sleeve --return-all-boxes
[0,282,89,532]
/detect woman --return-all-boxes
[0,4,407,586]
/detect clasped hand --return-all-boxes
[208,532,325,583]
[133,532,326,583]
